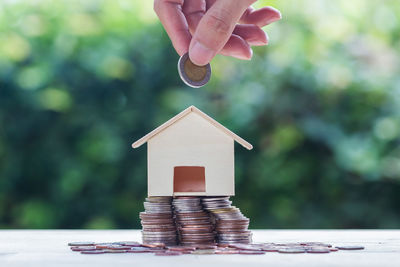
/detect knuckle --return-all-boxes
[154,0,184,14]
[154,0,163,14]
[153,0,160,13]
[207,10,232,36]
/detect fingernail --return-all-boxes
[276,10,282,20]
[189,40,215,66]
[248,39,267,46]
[265,11,282,25]
[232,48,253,60]
[274,11,282,20]
[248,33,269,46]
[266,16,281,25]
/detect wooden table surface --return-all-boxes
[0,230,399,267]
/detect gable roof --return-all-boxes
[132,105,253,150]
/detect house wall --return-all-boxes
[147,112,234,196]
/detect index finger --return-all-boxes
[154,0,192,56]
[240,6,281,27]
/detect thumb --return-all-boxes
[189,0,255,66]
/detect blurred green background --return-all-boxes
[1,0,400,229]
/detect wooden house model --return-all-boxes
[132,106,253,197]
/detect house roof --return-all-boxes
[132,105,253,150]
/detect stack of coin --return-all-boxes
[172,197,216,246]
[140,196,178,246]
[201,196,252,244]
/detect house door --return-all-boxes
[173,166,205,193]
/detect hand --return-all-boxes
[154,0,281,66]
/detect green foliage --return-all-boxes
[0,0,399,229]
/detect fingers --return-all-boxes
[219,34,252,60]
[240,6,281,27]
[182,0,206,34]
[205,0,216,10]
[219,24,269,59]
[233,24,268,46]
[154,0,191,56]
[185,0,260,60]
[189,0,256,65]
[176,0,281,63]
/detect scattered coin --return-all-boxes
[68,240,365,256]
[168,246,196,252]
[191,249,215,255]
[141,243,166,248]
[239,250,266,255]
[301,242,331,247]
[116,241,141,247]
[228,244,261,251]
[261,247,279,252]
[278,248,306,254]
[81,250,106,254]
[106,245,132,250]
[336,246,365,250]
[307,248,331,253]
[95,244,111,249]
[155,251,182,256]
[68,241,95,246]
[215,249,239,254]
[177,52,211,88]
[103,249,129,253]
[195,244,217,250]
[127,247,161,253]
[70,246,97,251]
[126,250,152,253]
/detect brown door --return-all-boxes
[173,166,205,193]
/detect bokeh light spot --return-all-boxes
[100,56,134,80]
[0,33,31,62]
[374,117,399,141]
[39,88,72,112]
[16,65,49,90]
[67,13,101,36]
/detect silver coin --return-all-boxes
[335,245,365,250]
[177,52,211,88]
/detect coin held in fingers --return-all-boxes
[178,52,211,88]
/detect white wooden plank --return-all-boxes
[1,230,399,267]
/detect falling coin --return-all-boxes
[178,52,211,88]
